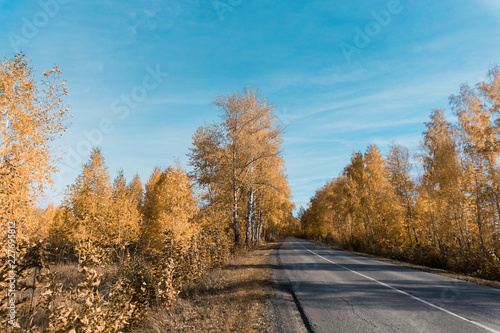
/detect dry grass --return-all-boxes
[15,263,121,331]
[133,243,277,333]
[50,263,82,288]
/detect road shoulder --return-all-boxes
[269,240,311,333]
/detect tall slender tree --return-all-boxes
[420,109,463,252]
[65,148,112,252]
[189,88,291,245]
[0,53,69,245]
[386,144,418,247]
[109,170,141,261]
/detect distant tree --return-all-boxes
[47,205,75,256]
[109,169,141,262]
[128,173,144,211]
[343,151,364,245]
[65,148,113,254]
[29,204,57,242]
[386,144,418,247]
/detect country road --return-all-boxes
[271,237,500,333]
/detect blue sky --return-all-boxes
[2,0,500,210]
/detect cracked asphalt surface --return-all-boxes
[272,237,500,333]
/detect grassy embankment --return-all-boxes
[133,243,276,332]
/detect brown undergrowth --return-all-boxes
[133,243,276,333]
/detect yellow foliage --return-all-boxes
[142,165,198,252]
[0,53,69,249]
[302,66,500,279]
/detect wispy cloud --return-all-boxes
[482,0,500,16]
[317,117,426,132]
[7,0,499,210]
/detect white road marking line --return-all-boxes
[294,241,500,333]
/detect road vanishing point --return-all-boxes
[272,237,500,333]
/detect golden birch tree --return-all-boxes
[420,109,463,254]
[0,52,69,245]
[189,88,291,245]
[451,68,500,267]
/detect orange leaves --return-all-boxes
[190,88,293,245]
[302,66,500,279]
[141,165,198,252]
[0,53,69,194]
[0,53,70,249]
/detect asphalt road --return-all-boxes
[271,237,500,333]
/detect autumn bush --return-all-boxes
[0,217,234,332]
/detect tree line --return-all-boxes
[0,53,294,331]
[301,66,500,281]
